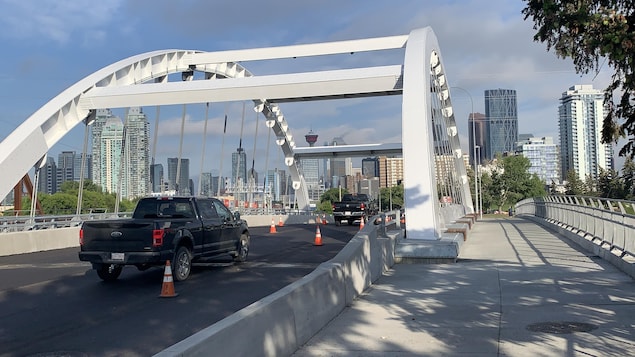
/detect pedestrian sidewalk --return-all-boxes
[292,217,635,356]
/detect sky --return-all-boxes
[0,0,617,187]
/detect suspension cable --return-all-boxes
[76,113,92,216]
[176,104,186,194]
[115,108,129,213]
[264,124,272,214]
[150,106,161,193]
[217,104,228,197]
[249,109,260,206]
[234,102,246,203]
[198,102,210,196]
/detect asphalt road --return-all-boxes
[0,223,358,357]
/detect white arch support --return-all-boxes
[0,27,474,239]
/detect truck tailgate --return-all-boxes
[81,220,155,252]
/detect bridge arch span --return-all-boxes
[1,27,474,239]
[0,50,308,209]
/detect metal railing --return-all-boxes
[0,212,132,233]
[515,196,635,260]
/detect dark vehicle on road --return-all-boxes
[79,196,250,282]
[332,193,377,226]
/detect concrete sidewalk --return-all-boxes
[292,217,635,356]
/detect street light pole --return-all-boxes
[452,86,478,217]
[476,145,483,219]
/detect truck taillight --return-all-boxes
[360,203,365,210]
[152,229,164,247]
[79,229,84,246]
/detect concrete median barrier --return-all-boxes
[155,223,402,357]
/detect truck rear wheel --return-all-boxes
[97,264,122,281]
[173,246,192,282]
[233,233,250,263]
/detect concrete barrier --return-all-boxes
[0,227,80,256]
[155,223,402,357]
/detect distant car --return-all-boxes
[79,196,250,282]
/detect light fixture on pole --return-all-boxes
[452,86,478,216]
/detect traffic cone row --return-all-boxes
[269,218,277,234]
[313,225,323,246]
[359,216,365,231]
[159,260,178,298]
[278,216,284,227]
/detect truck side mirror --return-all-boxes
[233,211,241,221]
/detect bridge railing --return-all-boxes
[0,212,132,233]
[515,195,635,261]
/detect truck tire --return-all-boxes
[233,233,250,263]
[173,246,192,282]
[96,264,123,281]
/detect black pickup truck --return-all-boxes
[79,196,250,282]
[331,193,377,226]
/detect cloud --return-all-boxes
[0,0,122,44]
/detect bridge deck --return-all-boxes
[294,217,635,356]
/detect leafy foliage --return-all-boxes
[483,156,546,211]
[378,184,404,211]
[522,1,635,157]
[317,188,349,214]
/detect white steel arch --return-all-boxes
[0,27,473,239]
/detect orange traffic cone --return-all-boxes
[159,260,178,298]
[269,218,277,233]
[322,214,328,225]
[359,216,365,230]
[313,225,323,246]
[278,216,284,227]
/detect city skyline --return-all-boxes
[0,0,621,184]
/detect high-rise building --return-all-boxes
[301,130,322,203]
[167,157,190,195]
[56,151,75,190]
[123,107,150,198]
[91,107,149,199]
[231,147,247,187]
[150,164,164,193]
[37,157,57,194]
[91,109,113,192]
[468,112,487,166]
[73,153,92,182]
[558,84,613,181]
[97,115,124,195]
[485,89,518,159]
[329,137,352,189]
[378,156,404,188]
[362,157,380,178]
[265,169,283,201]
[516,136,560,184]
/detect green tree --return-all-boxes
[487,156,546,212]
[379,184,404,211]
[479,171,494,213]
[598,168,625,198]
[622,156,635,199]
[523,1,635,157]
[565,170,586,195]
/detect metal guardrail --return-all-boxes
[515,196,635,260]
[0,212,132,233]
